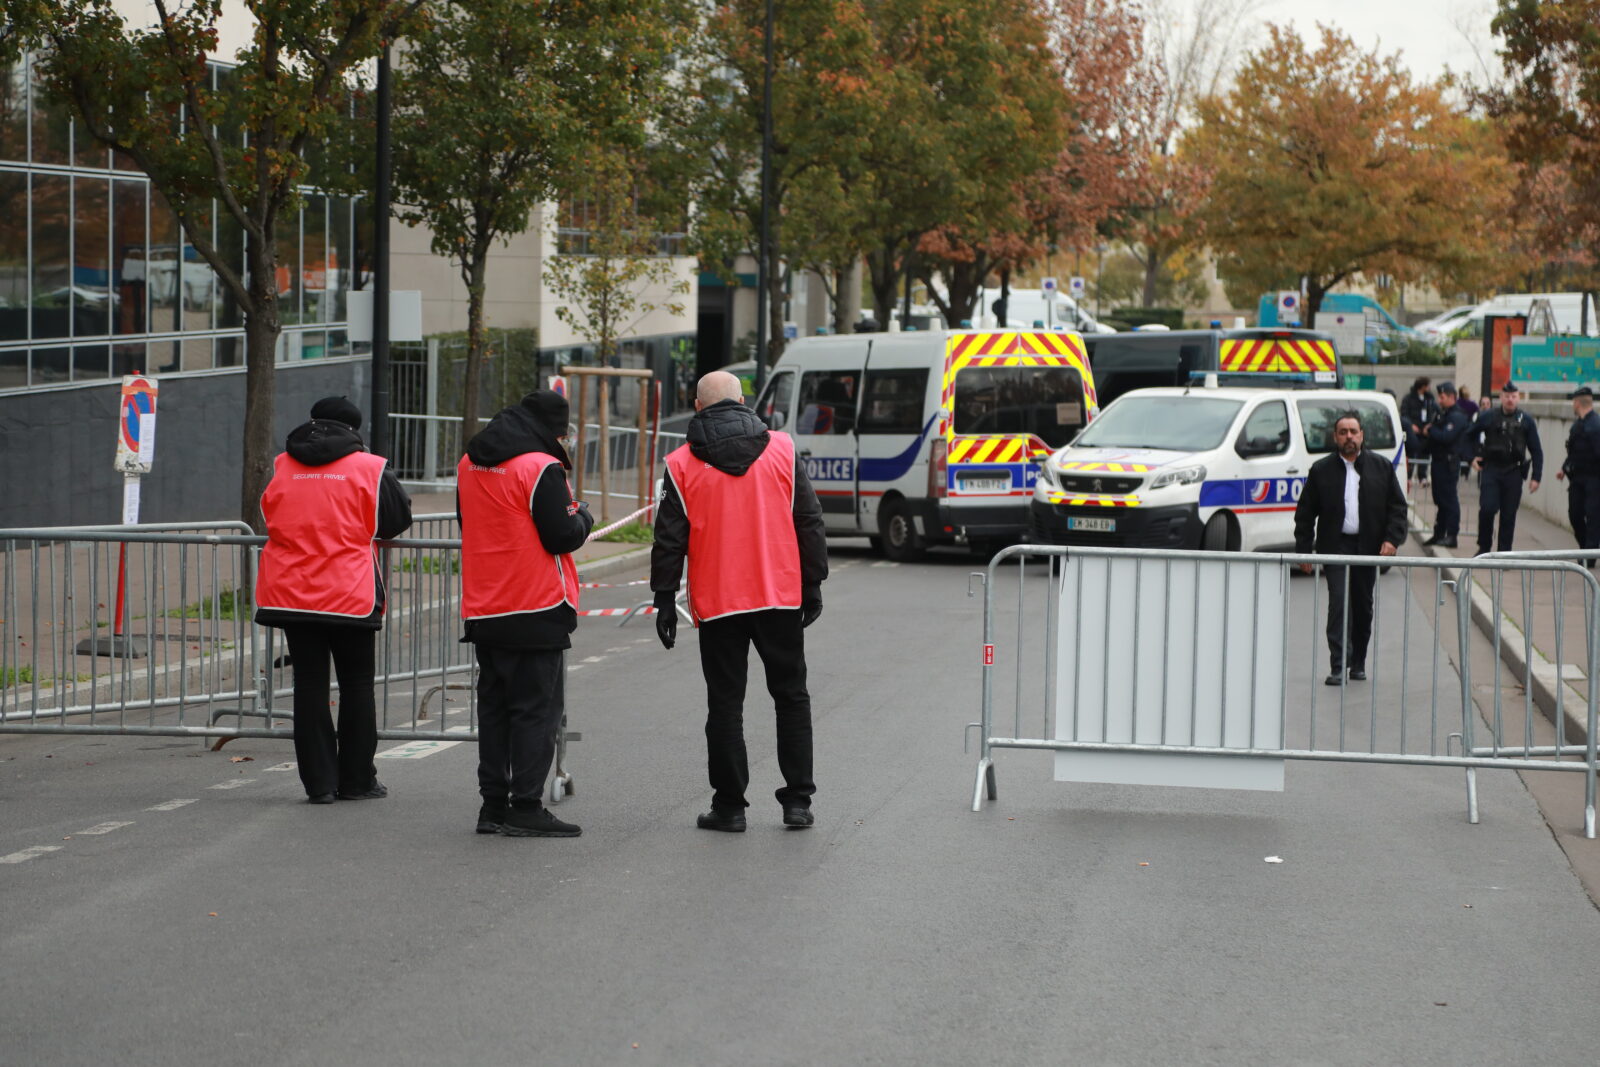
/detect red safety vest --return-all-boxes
[256,451,387,619]
[665,430,801,623]
[457,451,580,618]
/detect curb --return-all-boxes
[1408,521,1590,745]
[576,546,651,584]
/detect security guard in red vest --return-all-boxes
[458,390,592,838]
[256,396,412,804]
[651,371,828,832]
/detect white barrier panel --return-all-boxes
[1052,554,1286,791]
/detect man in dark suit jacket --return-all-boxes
[1293,413,1409,685]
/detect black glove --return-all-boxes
[575,500,594,532]
[654,589,677,650]
[800,584,823,629]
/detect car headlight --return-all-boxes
[1149,464,1206,489]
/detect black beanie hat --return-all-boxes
[310,395,362,431]
[520,389,569,434]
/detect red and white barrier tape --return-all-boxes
[576,606,657,617]
[577,577,651,589]
[584,502,655,543]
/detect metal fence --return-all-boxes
[967,544,1598,837]
[1405,455,1480,540]
[1,529,478,746]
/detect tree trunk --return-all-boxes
[461,255,488,443]
[834,258,862,334]
[1140,243,1161,307]
[1305,277,1328,324]
[996,266,1012,327]
[239,230,281,535]
[866,241,902,326]
[766,253,787,365]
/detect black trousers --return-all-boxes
[1430,457,1460,537]
[1569,473,1600,551]
[697,609,815,811]
[281,624,378,797]
[1478,465,1525,553]
[1323,534,1379,673]
[474,645,565,806]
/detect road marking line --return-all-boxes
[581,656,606,664]
[145,799,197,812]
[74,821,134,835]
[0,845,63,864]
[263,762,297,772]
[870,561,900,568]
[376,738,464,759]
[209,779,255,790]
[568,664,585,671]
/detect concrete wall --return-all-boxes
[1518,397,1577,534]
[0,358,372,528]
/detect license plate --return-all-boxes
[1067,516,1116,533]
[959,476,1010,492]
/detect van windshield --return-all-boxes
[951,365,1087,448]
[1072,395,1243,451]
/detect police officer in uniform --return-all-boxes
[1421,382,1471,548]
[255,397,413,804]
[457,390,593,838]
[1556,385,1600,562]
[651,371,828,832]
[1470,381,1543,555]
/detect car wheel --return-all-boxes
[878,499,924,562]
[1202,512,1235,552]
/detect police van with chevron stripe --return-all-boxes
[1082,327,1345,409]
[1030,382,1405,552]
[753,328,1099,559]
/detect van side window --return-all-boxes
[1238,401,1290,456]
[1296,398,1397,453]
[858,368,929,435]
[757,371,795,427]
[797,370,860,435]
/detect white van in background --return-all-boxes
[755,327,1100,559]
[1453,292,1599,340]
[980,288,1117,334]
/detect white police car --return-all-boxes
[1030,385,1405,551]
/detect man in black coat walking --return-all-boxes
[1293,412,1409,686]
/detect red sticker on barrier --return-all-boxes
[982,644,994,666]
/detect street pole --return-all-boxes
[370,44,392,458]
[753,0,774,398]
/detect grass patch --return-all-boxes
[597,521,655,544]
[166,586,251,620]
[397,553,461,575]
[2,665,34,687]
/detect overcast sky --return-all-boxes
[1257,0,1501,83]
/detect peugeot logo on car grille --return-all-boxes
[1093,478,1103,493]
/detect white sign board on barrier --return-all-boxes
[1053,555,1286,791]
[1314,311,1366,359]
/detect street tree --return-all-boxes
[1186,24,1512,319]
[1490,0,1600,288]
[4,0,417,529]
[391,0,683,440]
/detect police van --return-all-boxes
[754,328,1099,559]
[1030,384,1404,551]
[1083,328,1346,409]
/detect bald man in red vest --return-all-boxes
[652,371,828,832]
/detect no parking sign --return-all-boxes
[114,375,158,475]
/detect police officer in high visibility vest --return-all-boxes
[651,371,828,832]
[255,396,413,804]
[1421,381,1471,548]
[1556,385,1600,565]
[458,390,592,838]
[1470,381,1543,555]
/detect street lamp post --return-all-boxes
[752,0,774,399]
[370,43,392,459]
[1094,242,1107,321]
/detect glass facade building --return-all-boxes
[0,55,367,393]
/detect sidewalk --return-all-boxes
[1408,471,1594,742]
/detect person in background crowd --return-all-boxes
[255,396,413,804]
[457,391,593,838]
[1470,381,1543,555]
[1294,412,1409,686]
[1421,382,1471,549]
[1399,376,1438,485]
[1456,385,1479,419]
[1557,385,1600,567]
[651,371,828,832]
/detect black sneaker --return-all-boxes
[696,809,747,833]
[503,804,581,838]
[1348,667,1367,681]
[1324,672,1345,686]
[337,780,388,801]
[476,801,508,835]
[782,806,814,828]
[1439,537,1458,548]
[1422,533,1443,546]
[307,793,336,805]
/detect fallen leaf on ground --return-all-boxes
[1138,862,1150,867]
[207,912,218,918]
[229,756,254,763]
[1264,856,1284,864]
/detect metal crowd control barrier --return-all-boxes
[1406,455,1479,540]
[1,529,479,745]
[967,544,1598,838]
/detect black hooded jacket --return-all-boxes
[254,419,413,631]
[651,399,828,603]
[457,403,594,650]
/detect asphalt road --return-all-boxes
[3,542,1599,1066]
